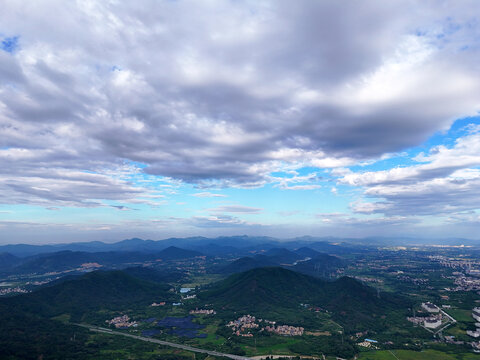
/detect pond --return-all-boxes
[156,316,206,339]
[142,329,161,337]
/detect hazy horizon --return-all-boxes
[2,233,480,247]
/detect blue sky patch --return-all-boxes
[1,35,19,53]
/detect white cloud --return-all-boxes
[208,205,263,214]
[338,132,480,216]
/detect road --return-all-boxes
[388,350,400,360]
[74,323,251,360]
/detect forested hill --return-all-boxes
[199,267,409,330]
[1,270,173,321]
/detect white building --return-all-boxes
[424,318,442,329]
[467,329,480,338]
[472,308,480,322]
[422,302,440,313]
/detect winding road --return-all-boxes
[74,323,251,360]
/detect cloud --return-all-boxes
[208,205,263,214]
[0,0,479,195]
[273,171,323,190]
[338,132,480,216]
[316,212,419,228]
[280,184,322,190]
[0,160,166,208]
[191,215,252,228]
[340,132,480,187]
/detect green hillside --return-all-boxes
[292,253,344,277]
[199,267,409,331]
[2,270,173,321]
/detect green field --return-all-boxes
[358,349,479,360]
[181,274,225,288]
[447,309,474,323]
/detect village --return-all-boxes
[105,315,138,329]
[227,314,304,337]
[0,286,29,296]
[190,308,216,315]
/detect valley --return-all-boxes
[1,236,480,359]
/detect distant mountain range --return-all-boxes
[1,235,478,277]
[0,246,204,275]
[0,235,370,260]
[1,235,477,259]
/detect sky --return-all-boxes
[1,0,480,244]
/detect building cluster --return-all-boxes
[397,275,428,285]
[407,303,445,330]
[354,276,383,284]
[227,315,303,337]
[407,315,443,329]
[357,339,379,349]
[190,308,216,315]
[105,315,138,328]
[26,279,52,286]
[432,255,480,271]
[227,315,259,336]
[422,302,440,313]
[150,301,166,306]
[265,324,304,336]
[453,275,480,292]
[0,287,29,296]
[467,308,480,338]
[79,262,102,270]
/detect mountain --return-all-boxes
[0,269,175,359]
[201,267,319,311]
[293,246,321,258]
[219,249,344,276]
[263,247,302,264]
[189,243,242,256]
[122,266,185,283]
[292,253,345,277]
[0,241,113,257]
[2,235,479,258]
[0,252,21,270]
[2,270,172,321]
[0,235,372,258]
[199,267,408,330]
[220,255,277,274]
[5,250,157,275]
[1,245,204,275]
[157,246,203,260]
[0,302,91,360]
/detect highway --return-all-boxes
[74,323,251,360]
